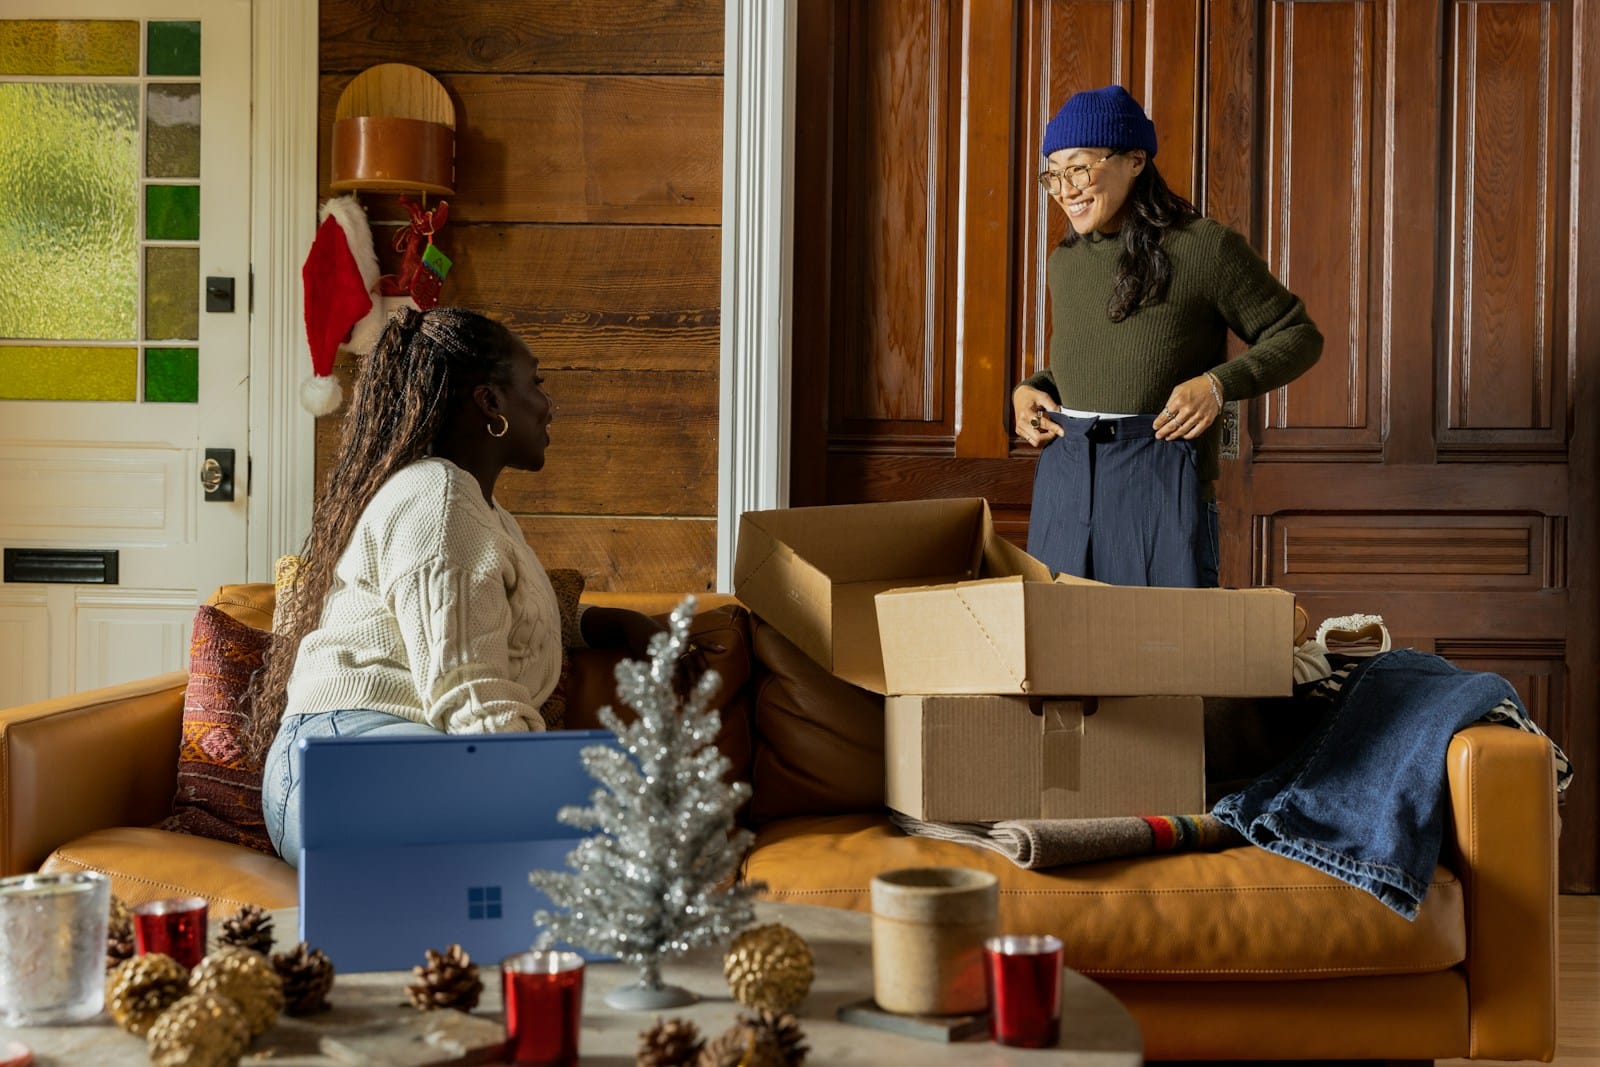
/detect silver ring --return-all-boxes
[1161,408,1176,420]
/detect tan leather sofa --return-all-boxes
[0,585,1557,1062]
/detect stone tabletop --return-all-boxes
[0,901,1142,1065]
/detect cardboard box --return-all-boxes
[886,694,1205,822]
[736,497,1294,697]
[735,499,1047,693]
[876,574,1293,697]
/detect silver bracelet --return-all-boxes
[1204,371,1225,411]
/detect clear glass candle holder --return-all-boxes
[0,871,111,1026]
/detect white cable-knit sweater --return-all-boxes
[283,458,560,733]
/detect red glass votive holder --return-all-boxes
[502,950,584,1065]
[132,897,208,970]
[984,934,1064,1048]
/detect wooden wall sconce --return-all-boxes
[330,63,456,196]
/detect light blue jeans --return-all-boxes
[261,709,438,866]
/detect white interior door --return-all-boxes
[0,2,252,703]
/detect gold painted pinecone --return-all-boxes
[742,1009,809,1066]
[105,894,136,970]
[723,923,814,1013]
[696,1023,786,1067]
[272,941,335,1016]
[145,991,250,1067]
[106,953,190,1036]
[637,1015,705,1066]
[407,944,483,1012]
[217,903,275,956]
[189,946,285,1037]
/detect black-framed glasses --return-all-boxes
[1037,150,1124,194]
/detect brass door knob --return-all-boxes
[200,457,224,494]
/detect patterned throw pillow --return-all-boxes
[163,604,276,854]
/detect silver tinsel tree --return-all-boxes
[529,596,762,1010]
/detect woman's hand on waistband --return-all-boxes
[1154,375,1222,441]
[1013,385,1065,447]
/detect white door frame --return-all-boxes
[717,0,796,591]
[247,0,318,580]
[250,2,795,591]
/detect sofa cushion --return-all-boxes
[744,814,1466,981]
[163,604,276,853]
[40,826,297,911]
[564,603,754,786]
[747,617,885,823]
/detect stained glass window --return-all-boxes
[144,347,198,402]
[0,20,137,76]
[0,18,203,403]
[0,346,137,401]
[0,84,139,340]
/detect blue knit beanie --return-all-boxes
[1042,85,1158,158]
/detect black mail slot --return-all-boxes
[3,548,119,584]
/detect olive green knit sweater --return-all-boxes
[1022,217,1323,481]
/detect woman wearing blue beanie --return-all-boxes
[1012,85,1322,587]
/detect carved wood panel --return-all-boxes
[1265,513,1563,589]
[1257,1,1384,457]
[1441,0,1570,456]
[830,0,951,436]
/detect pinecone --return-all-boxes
[145,991,250,1067]
[723,923,814,1013]
[741,1009,808,1066]
[272,941,335,1016]
[638,1015,704,1067]
[189,946,285,1037]
[406,944,482,1012]
[216,903,274,956]
[106,953,190,1036]
[696,1023,785,1067]
[106,894,137,970]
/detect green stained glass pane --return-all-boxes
[146,84,199,178]
[0,345,136,400]
[0,20,138,76]
[145,247,198,341]
[146,21,199,77]
[144,347,197,402]
[0,84,138,340]
[145,184,199,240]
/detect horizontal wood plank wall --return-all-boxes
[315,0,723,593]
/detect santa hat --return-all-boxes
[299,195,386,415]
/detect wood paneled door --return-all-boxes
[791,0,1599,891]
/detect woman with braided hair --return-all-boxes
[248,306,661,865]
[1012,86,1322,587]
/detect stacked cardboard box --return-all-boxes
[735,499,1295,823]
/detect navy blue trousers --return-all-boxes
[1025,413,1216,588]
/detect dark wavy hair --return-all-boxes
[1063,158,1201,322]
[239,306,525,763]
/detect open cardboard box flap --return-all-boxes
[734,498,1038,692]
[735,497,1292,697]
[877,573,1293,697]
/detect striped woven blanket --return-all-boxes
[889,811,1244,870]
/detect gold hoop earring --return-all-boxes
[487,414,509,438]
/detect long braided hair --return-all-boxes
[240,306,527,763]
[1063,159,1200,322]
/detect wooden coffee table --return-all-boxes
[0,901,1142,1065]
